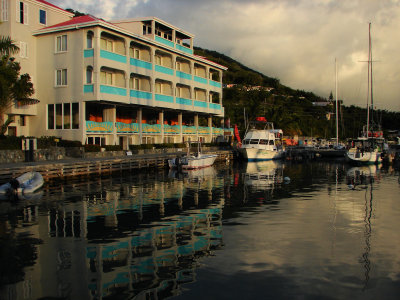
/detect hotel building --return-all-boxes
[0,0,229,148]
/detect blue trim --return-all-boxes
[209,80,222,88]
[176,70,192,80]
[209,103,221,110]
[130,58,152,70]
[84,49,94,58]
[84,84,94,93]
[155,36,174,48]
[176,44,193,54]
[194,100,208,108]
[194,76,208,84]
[100,85,127,96]
[100,50,126,63]
[130,90,152,100]
[176,97,192,105]
[155,65,174,75]
[155,94,174,103]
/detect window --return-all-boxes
[100,38,113,52]
[56,104,62,129]
[155,55,161,65]
[72,103,79,129]
[48,104,54,129]
[48,103,78,130]
[86,32,93,48]
[1,0,8,21]
[56,69,67,86]
[39,9,46,25]
[155,82,161,94]
[16,1,28,24]
[129,77,139,90]
[86,66,93,84]
[142,25,151,35]
[129,47,140,59]
[19,41,27,58]
[20,115,26,126]
[63,103,70,129]
[56,35,67,52]
[100,71,113,85]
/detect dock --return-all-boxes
[0,150,234,183]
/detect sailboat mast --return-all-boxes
[335,58,339,146]
[366,22,371,136]
[370,23,374,125]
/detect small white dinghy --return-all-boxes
[0,171,44,197]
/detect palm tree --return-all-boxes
[0,36,19,57]
[0,35,36,135]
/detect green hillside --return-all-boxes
[194,47,400,140]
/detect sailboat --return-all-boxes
[346,23,386,164]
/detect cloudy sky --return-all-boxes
[52,0,400,111]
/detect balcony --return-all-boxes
[86,121,229,137]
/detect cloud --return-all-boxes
[51,0,400,111]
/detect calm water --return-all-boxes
[0,160,399,299]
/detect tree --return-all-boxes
[0,36,35,135]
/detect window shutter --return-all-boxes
[16,1,19,22]
[1,0,8,21]
[23,2,28,24]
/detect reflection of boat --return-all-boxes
[346,24,386,165]
[346,165,378,188]
[169,165,217,181]
[243,161,283,188]
[168,141,217,169]
[238,119,285,161]
[0,171,44,197]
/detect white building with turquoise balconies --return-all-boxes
[0,0,230,148]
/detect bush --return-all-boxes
[59,140,82,147]
[84,144,101,152]
[0,136,23,150]
[104,145,122,151]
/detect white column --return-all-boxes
[208,116,213,143]
[178,112,183,143]
[194,114,199,142]
[159,110,164,143]
[138,108,143,144]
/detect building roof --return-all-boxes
[44,15,99,29]
[35,0,73,15]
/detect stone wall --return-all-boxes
[0,146,229,163]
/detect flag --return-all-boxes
[256,117,267,122]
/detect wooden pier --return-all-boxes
[0,150,234,183]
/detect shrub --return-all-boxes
[59,140,82,147]
[104,145,122,151]
[84,144,101,152]
[0,136,23,150]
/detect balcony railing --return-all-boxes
[86,121,232,136]
[86,121,113,133]
[116,122,139,133]
[93,50,220,88]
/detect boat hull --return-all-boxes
[0,171,44,197]
[346,150,382,164]
[168,154,217,169]
[239,147,285,161]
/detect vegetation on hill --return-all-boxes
[194,46,400,140]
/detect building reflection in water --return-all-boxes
[0,167,224,300]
